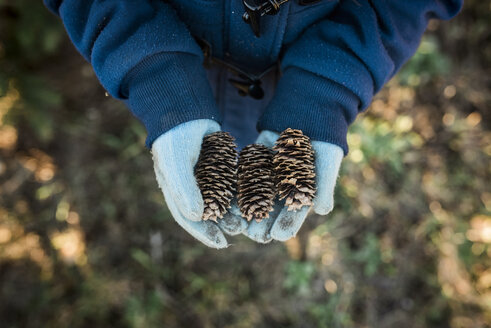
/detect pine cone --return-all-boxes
[195,132,238,221]
[237,144,276,222]
[273,128,316,211]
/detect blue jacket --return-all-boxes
[44,0,462,154]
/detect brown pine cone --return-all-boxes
[195,132,238,221]
[237,144,276,222]
[273,128,316,211]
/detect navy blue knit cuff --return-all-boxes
[257,67,360,155]
[122,52,222,148]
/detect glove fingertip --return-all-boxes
[244,220,274,244]
[193,221,229,249]
[270,206,309,241]
[218,212,248,236]
[313,204,333,216]
[270,221,299,242]
[270,230,295,242]
[197,230,229,249]
[243,232,272,244]
[164,189,229,248]
[209,239,230,249]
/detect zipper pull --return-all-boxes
[242,0,263,37]
[242,0,289,37]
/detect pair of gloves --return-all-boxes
[152,119,344,248]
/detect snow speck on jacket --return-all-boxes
[44,0,463,154]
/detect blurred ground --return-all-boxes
[0,1,490,327]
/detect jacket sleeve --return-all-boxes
[44,0,221,147]
[257,0,463,154]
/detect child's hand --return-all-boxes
[152,119,247,249]
[243,130,344,243]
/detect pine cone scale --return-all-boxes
[237,144,276,222]
[195,132,238,221]
[273,128,316,211]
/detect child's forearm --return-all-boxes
[44,0,221,147]
[258,0,463,154]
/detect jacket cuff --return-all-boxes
[257,67,360,155]
[122,52,222,148]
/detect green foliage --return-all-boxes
[7,76,62,142]
[350,233,383,277]
[398,35,451,86]
[125,291,166,328]
[0,0,64,142]
[101,121,147,158]
[349,117,417,176]
[284,260,316,295]
[308,294,353,328]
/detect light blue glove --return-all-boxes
[152,119,247,249]
[243,130,344,243]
